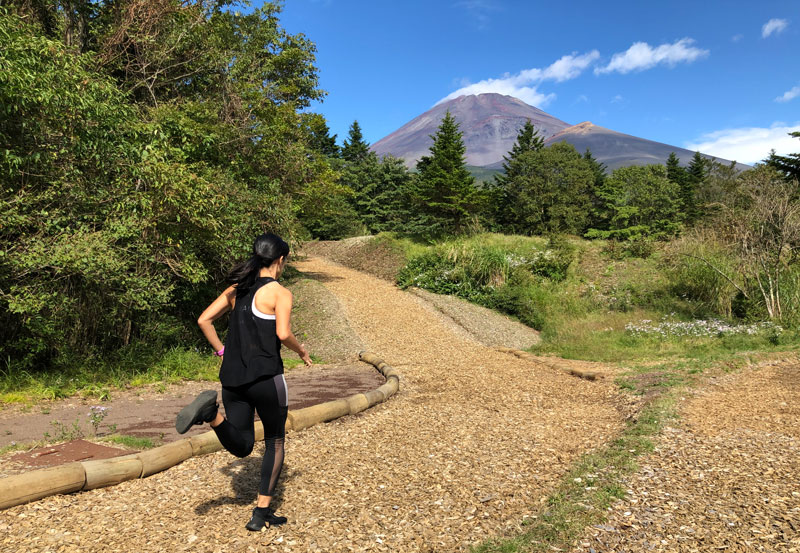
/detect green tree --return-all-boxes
[766,131,800,182]
[338,150,379,229]
[492,142,594,235]
[683,151,706,223]
[666,152,687,186]
[587,164,682,240]
[370,156,415,232]
[342,120,371,163]
[408,111,479,237]
[302,113,340,158]
[498,120,544,173]
[0,3,332,370]
[583,148,607,230]
[491,121,545,230]
[698,159,742,214]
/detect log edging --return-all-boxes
[0,352,400,511]
[494,347,601,381]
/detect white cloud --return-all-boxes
[731,34,744,43]
[438,80,555,108]
[455,0,500,29]
[595,38,709,75]
[438,51,599,106]
[540,52,600,82]
[685,122,800,164]
[762,18,789,38]
[776,85,800,103]
[611,94,624,104]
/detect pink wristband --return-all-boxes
[213,347,225,357]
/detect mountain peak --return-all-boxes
[372,94,571,167]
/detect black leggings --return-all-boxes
[212,374,288,497]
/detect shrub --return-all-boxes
[396,235,576,329]
[665,232,743,319]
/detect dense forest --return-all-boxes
[1,1,799,376]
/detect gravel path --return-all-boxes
[573,358,800,552]
[0,256,625,553]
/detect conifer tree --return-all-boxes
[583,148,608,230]
[491,121,545,230]
[766,131,800,182]
[409,111,477,236]
[666,152,686,185]
[370,156,414,232]
[303,113,340,158]
[586,164,682,240]
[342,120,370,163]
[583,148,607,185]
[494,121,544,185]
[683,151,706,224]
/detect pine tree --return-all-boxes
[494,120,544,188]
[303,113,340,158]
[505,120,544,164]
[583,148,608,230]
[491,121,545,230]
[409,111,477,236]
[587,164,682,240]
[371,155,414,233]
[666,152,686,185]
[341,120,370,163]
[683,151,706,224]
[766,131,800,182]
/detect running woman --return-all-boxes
[175,233,312,531]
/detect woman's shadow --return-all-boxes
[194,446,299,515]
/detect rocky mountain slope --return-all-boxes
[371,93,570,167]
[373,93,745,171]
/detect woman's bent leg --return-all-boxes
[212,385,256,458]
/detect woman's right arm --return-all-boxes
[197,285,236,353]
[274,287,312,366]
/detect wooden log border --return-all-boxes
[494,347,601,381]
[0,351,400,511]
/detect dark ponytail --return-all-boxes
[227,233,290,295]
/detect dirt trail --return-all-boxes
[574,358,800,552]
[0,255,625,552]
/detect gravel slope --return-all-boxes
[0,255,625,553]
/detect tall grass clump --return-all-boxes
[665,232,743,318]
[397,233,577,329]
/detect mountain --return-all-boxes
[372,93,746,171]
[533,121,749,171]
[371,93,571,167]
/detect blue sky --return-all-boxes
[277,0,799,164]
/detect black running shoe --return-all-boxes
[175,390,218,434]
[245,507,287,531]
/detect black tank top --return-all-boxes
[219,276,283,387]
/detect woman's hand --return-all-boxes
[299,345,312,367]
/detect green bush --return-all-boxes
[0,7,324,373]
[396,235,576,329]
[665,234,752,320]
